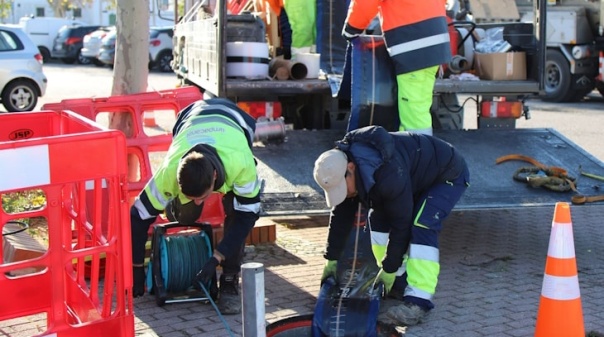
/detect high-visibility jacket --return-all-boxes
[344,0,451,74]
[131,98,261,261]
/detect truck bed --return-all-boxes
[224,77,540,97]
[255,128,604,216]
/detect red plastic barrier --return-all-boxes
[0,110,133,337]
[42,87,202,199]
[42,87,226,228]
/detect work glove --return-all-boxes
[194,256,219,289]
[374,268,396,295]
[342,24,363,41]
[321,260,338,283]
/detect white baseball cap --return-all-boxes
[313,149,348,208]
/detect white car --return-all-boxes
[148,26,173,72]
[81,26,115,67]
[0,24,47,112]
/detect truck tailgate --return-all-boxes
[255,128,604,216]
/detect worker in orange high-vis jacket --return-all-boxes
[342,0,451,135]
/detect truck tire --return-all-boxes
[285,94,330,130]
[543,49,573,102]
[431,93,463,130]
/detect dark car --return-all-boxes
[97,27,173,72]
[52,24,103,65]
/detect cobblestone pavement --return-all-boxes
[2,206,604,336]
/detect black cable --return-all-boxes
[438,94,478,114]
[2,220,29,236]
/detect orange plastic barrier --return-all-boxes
[0,110,133,336]
[41,87,203,199]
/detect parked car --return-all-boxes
[52,24,103,64]
[18,16,87,63]
[0,24,47,112]
[97,27,174,72]
[96,29,116,67]
[81,26,115,67]
[149,26,173,72]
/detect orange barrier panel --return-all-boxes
[0,110,133,337]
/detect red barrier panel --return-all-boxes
[0,110,133,337]
[42,87,203,199]
[42,87,226,229]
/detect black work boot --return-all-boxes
[133,266,146,298]
[218,274,241,315]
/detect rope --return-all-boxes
[369,36,376,126]
[333,202,363,336]
[496,154,577,192]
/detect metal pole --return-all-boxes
[241,262,266,337]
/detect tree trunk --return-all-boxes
[49,0,64,18]
[110,0,150,192]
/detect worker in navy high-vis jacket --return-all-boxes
[314,125,469,326]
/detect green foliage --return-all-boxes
[0,0,11,21]
[1,190,46,214]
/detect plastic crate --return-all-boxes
[0,110,133,337]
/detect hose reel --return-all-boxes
[148,222,219,306]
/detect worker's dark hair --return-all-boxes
[177,151,214,197]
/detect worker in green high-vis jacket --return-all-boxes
[130,98,261,315]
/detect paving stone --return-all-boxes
[3,206,604,336]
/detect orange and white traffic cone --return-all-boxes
[143,110,157,127]
[534,202,584,337]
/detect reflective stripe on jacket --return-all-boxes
[333,125,466,273]
[345,0,451,74]
[137,99,260,217]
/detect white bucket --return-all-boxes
[295,53,320,79]
[226,42,269,79]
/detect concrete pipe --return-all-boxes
[269,58,290,80]
[269,59,308,80]
[254,117,286,143]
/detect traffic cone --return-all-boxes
[534,202,584,337]
[143,110,157,127]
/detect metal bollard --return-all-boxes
[242,262,266,337]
